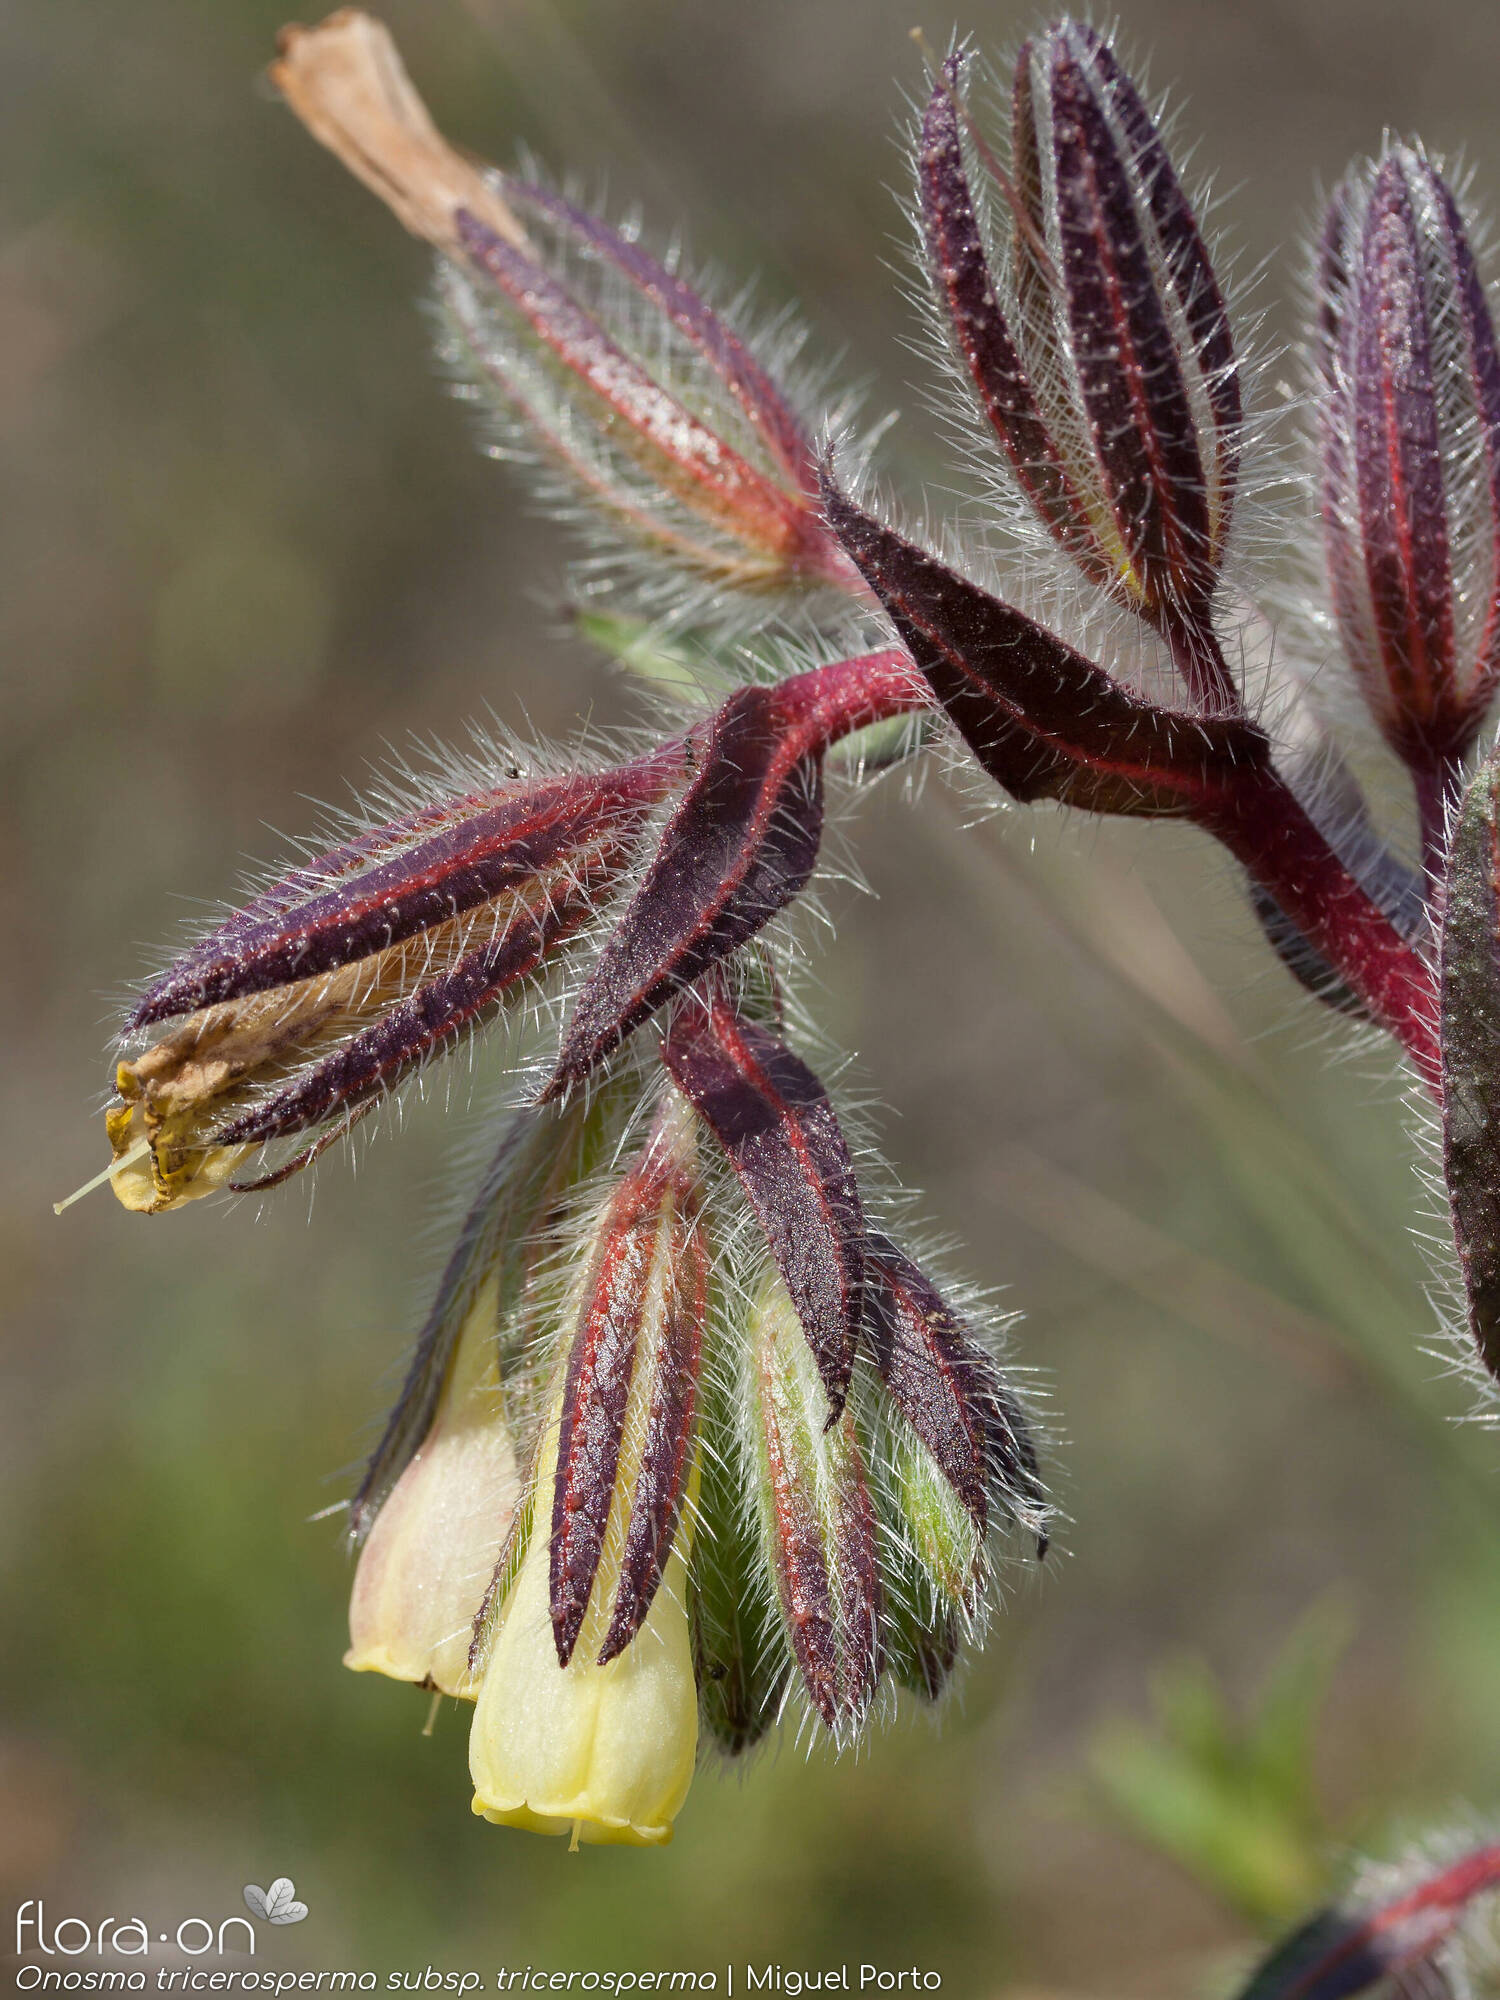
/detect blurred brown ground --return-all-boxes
[8,1,1500,1993]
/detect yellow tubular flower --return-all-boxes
[468,1397,700,1848]
[346,1275,520,1698]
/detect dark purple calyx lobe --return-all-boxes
[597,1167,707,1664]
[866,1235,1047,1554]
[919,61,1108,588]
[754,1303,882,1730]
[547,684,826,1095]
[662,992,864,1420]
[1045,27,1212,615]
[132,759,670,1030]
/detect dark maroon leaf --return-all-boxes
[866,1235,1047,1553]
[1234,1842,1500,2000]
[823,482,1269,815]
[662,991,864,1419]
[547,685,825,1096]
[1439,752,1500,1384]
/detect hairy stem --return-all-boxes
[765,648,932,746]
[1204,766,1440,1089]
[1160,603,1242,715]
[761,650,1441,1089]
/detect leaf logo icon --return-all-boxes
[243,1878,309,1925]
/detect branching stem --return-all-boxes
[780,648,1443,1093]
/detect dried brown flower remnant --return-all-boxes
[269,10,526,252]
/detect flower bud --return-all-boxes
[345,1271,518,1697]
[1318,145,1500,781]
[747,1269,882,1737]
[271,12,861,609]
[920,26,1240,633]
[466,1097,709,1843]
[344,1093,624,1695]
[101,754,670,1210]
[468,1394,699,1845]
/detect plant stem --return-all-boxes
[773,649,1443,1093]
[1160,603,1241,716]
[1204,766,1440,1090]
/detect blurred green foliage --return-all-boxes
[1091,1599,1352,1929]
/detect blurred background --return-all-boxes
[10,0,1500,1993]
